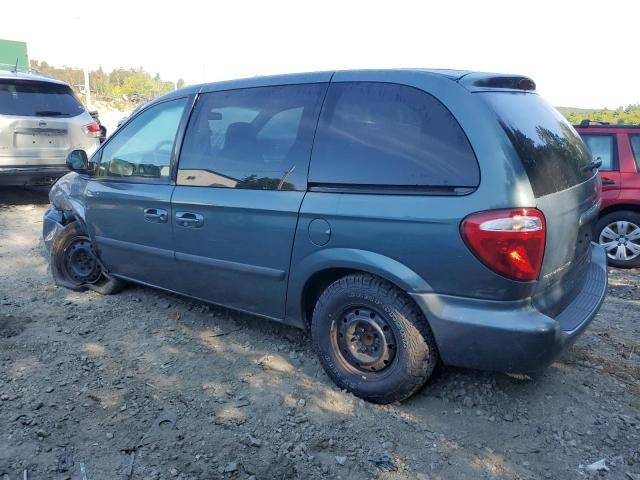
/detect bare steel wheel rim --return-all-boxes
[599,220,640,261]
[335,307,397,373]
[63,237,102,284]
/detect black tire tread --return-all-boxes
[312,273,439,404]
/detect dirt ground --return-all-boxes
[1,187,639,480]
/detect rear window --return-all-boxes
[483,92,593,197]
[0,79,85,117]
[309,82,479,189]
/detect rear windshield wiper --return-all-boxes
[583,159,602,172]
[35,111,68,117]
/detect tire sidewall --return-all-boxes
[596,211,640,268]
[50,222,87,290]
[50,223,125,294]
[312,281,430,401]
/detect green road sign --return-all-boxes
[0,39,29,72]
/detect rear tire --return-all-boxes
[595,211,640,269]
[50,222,126,295]
[311,273,439,404]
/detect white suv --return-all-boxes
[0,71,100,186]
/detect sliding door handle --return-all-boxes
[176,211,204,228]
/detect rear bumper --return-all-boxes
[0,165,68,186]
[410,243,608,372]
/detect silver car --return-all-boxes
[0,71,99,186]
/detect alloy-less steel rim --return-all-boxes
[599,220,640,261]
[335,307,396,373]
[63,237,101,284]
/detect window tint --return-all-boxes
[631,135,640,171]
[580,134,617,171]
[0,79,84,117]
[308,82,479,188]
[178,84,326,191]
[98,98,187,180]
[482,92,593,197]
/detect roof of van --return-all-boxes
[184,68,473,90]
[0,69,67,85]
[154,68,536,105]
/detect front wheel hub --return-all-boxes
[335,307,396,373]
[63,238,101,284]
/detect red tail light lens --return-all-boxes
[461,208,546,282]
[83,122,101,138]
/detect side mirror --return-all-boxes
[66,150,92,175]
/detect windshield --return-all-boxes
[0,79,85,117]
[482,92,593,197]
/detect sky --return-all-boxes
[2,0,638,109]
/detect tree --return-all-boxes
[122,71,155,98]
[561,104,640,125]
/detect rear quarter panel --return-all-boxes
[285,70,539,325]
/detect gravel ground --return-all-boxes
[1,187,639,480]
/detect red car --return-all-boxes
[576,121,640,268]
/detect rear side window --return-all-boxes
[580,134,617,171]
[178,84,326,191]
[482,92,593,197]
[0,79,84,117]
[309,82,479,188]
[631,135,640,171]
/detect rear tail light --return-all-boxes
[461,208,546,282]
[83,122,101,138]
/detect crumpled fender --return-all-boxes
[42,207,65,255]
[48,172,89,229]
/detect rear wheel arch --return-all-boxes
[302,268,361,328]
[593,204,640,239]
[288,248,432,327]
[598,203,640,218]
[301,266,429,329]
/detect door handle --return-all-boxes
[176,211,204,228]
[601,178,616,186]
[143,208,168,223]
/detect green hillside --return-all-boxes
[558,105,640,125]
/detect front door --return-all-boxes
[171,82,327,319]
[85,97,189,289]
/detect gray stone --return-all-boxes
[224,462,238,473]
